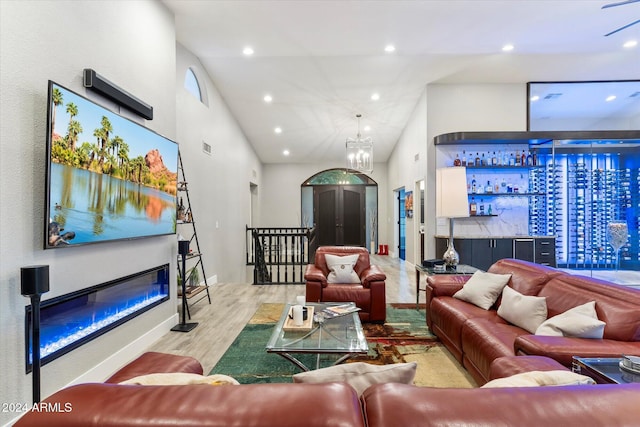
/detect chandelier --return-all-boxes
[345,114,373,173]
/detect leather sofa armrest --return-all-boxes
[15,383,365,427]
[514,335,640,367]
[105,351,203,384]
[304,264,328,286]
[360,265,386,288]
[426,275,469,297]
[361,383,640,427]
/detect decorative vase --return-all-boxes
[606,220,628,271]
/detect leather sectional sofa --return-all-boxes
[426,258,640,385]
[16,351,640,427]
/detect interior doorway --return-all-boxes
[301,168,378,249]
[397,188,406,260]
[314,185,366,246]
[249,182,258,228]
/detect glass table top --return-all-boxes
[416,263,479,275]
[572,357,640,384]
[266,303,368,353]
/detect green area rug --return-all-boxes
[210,303,476,388]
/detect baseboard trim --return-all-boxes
[66,313,178,385]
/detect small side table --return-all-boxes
[415,264,478,309]
[572,356,640,384]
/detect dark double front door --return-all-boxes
[314,185,366,247]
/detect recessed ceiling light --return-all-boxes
[530,95,540,102]
[606,95,616,102]
[502,44,514,52]
[363,125,371,132]
[384,44,395,53]
[274,127,282,134]
[623,40,638,48]
[283,149,290,156]
[263,94,273,103]
[243,46,254,56]
[371,93,380,101]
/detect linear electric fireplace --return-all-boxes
[25,264,170,371]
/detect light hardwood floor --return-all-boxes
[146,255,420,373]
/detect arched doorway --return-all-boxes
[301,169,378,251]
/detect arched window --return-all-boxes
[184,68,203,102]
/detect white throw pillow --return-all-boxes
[292,362,417,396]
[481,370,595,388]
[497,286,547,334]
[119,372,239,386]
[325,254,361,284]
[535,301,606,339]
[452,271,512,310]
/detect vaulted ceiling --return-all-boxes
[163,0,640,164]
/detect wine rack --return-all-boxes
[529,152,638,270]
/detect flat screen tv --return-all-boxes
[44,81,178,249]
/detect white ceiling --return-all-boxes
[163,0,640,165]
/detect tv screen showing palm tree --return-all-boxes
[44,81,178,249]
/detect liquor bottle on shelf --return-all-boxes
[501,178,507,192]
[487,204,493,215]
[481,153,487,166]
[479,199,485,215]
[494,181,500,193]
[471,175,477,193]
[475,152,481,166]
[515,151,521,166]
[462,150,467,166]
[485,180,493,193]
[510,152,516,166]
[521,150,526,165]
[491,151,497,166]
[469,197,477,216]
[526,151,533,166]
[532,150,537,166]
[453,153,461,166]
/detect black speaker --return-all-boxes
[21,265,50,296]
[83,68,153,120]
[178,240,190,257]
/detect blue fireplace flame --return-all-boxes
[26,264,170,369]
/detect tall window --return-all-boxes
[184,68,203,102]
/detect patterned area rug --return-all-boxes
[210,303,475,388]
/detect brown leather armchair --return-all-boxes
[304,246,386,322]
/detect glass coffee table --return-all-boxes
[572,356,640,384]
[266,302,368,371]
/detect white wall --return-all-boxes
[0,1,177,421]
[261,162,389,246]
[425,83,527,258]
[175,44,263,284]
[385,90,428,265]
